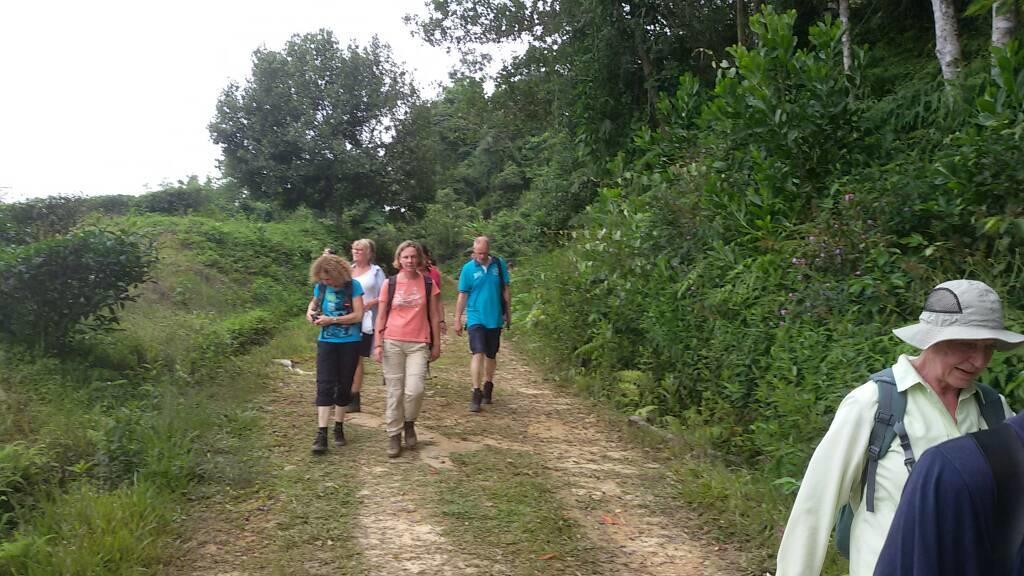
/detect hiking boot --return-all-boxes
[403,421,417,449]
[348,392,361,413]
[333,422,346,446]
[483,381,494,404]
[387,434,402,458]
[311,429,328,455]
[469,388,483,413]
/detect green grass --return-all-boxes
[0,212,339,574]
[0,481,172,575]
[429,448,600,575]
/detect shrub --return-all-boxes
[0,196,88,247]
[0,227,157,350]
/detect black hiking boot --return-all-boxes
[348,392,361,413]
[387,434,402,458]
[469,388,483,413]
[333,422,346,446]
[483,381,494,404]
[403,421,417,449]
[311,428,328,455]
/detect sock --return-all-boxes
[318,426,328,433]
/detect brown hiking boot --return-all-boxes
[311,429,328,455]
[387,434,402,458]
[469,388,483,413]
[483,381,494,404]
[333,422,346,446]
[403,421,417,449]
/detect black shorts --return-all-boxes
[357,332,374,358]
[467,325,502,359]
[315,341,359,406]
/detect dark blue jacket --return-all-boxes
[875,411,1024,575]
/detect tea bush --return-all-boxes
[0,226,157,350]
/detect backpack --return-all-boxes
[313,281,352,317]
[833,367,1006,558]
[971,421,1024,573]
[381,274,434,345]
[495,257,509,322]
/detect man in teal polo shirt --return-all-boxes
[455,236,511,412]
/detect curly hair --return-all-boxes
[309,254,352,285]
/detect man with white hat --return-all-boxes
[776,279,1022,576]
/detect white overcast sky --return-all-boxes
[0,0,466,202]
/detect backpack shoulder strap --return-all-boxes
[314,282,327,314]
[381,275,397,333]
[424,275,434,346]
[971,423,1024,573]
[863,367,912,512]
[496,256,509,284]
[975,383,1007,429]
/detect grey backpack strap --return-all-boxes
[863,368,909,512]
[976,382,1007,429]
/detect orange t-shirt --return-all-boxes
[380,273,440,344]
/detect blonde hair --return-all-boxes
[392,240,426,270]
[309,254,352,285]
[351,238,376,262]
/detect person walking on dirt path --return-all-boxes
[776,279,1020,576]
[374,241,442,458]
[348,238,386,413]
[421,243,447,337]
[454,236,510,412]
[874,410,1024,576]
[305,253,365,455]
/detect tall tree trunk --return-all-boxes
[931,0,963,81]
[992,0,1017,48]
[737,0,747,47]
[616,1,661,130]
[839,0,852,72]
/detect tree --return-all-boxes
[209,30,417,212]
[930,0,964,80]
[839,0,852,72]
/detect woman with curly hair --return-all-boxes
[305,253,364,454]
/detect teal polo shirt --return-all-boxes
[458,257,509,329]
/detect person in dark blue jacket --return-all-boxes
[875,411,1024,575]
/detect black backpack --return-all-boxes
[833,367,1006,558]
[971,421,1024,573]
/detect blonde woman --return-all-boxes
[348,238,386,412]
[305,254,364,454]
[374,241,441,458]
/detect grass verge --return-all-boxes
[429,448,600,575]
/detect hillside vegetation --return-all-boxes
[2,3,1024,574]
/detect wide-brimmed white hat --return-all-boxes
[892,279,1024,351]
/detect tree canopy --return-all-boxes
[209,30,418,213]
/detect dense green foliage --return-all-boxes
[4,0,1023,572]
[503,11,1024,571]
[0,227,156,350]
[209,30,423,213]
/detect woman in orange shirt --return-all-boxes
[374,241,441,458]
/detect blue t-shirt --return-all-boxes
[458,257,509,329]
[313,279,364,343]
[875,412,1024,576]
